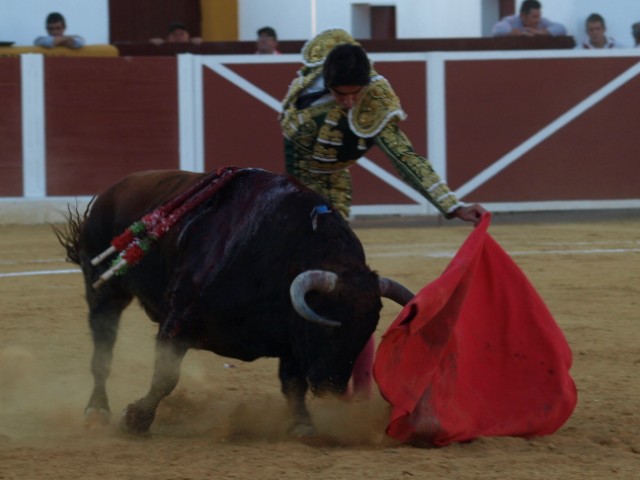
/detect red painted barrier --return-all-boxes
[1,50,639,218]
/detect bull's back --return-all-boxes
[96,170,205,225]
[70,167,368,341]
[79,170,206,254]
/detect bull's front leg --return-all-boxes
[279,358,315,437]
[121,337,188,434]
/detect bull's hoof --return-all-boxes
[298,433,340,447]
[84,407,111,430]
[288,420,317,438]
[120,403,155,435]
[289,423,341,447]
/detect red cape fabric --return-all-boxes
[373,213,577,446]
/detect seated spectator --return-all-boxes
[256,26,280,54]
[633,22,640,47]
[150,22,202,45]
[580,14,623,49]
[492,0,566,37]
[34,12,85,49]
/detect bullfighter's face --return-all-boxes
[330,85,364,110]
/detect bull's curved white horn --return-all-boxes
[379,277,414,306]
[290,270,342,327]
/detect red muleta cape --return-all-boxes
[373,213,577,446]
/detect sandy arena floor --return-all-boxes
[0,211,638,479]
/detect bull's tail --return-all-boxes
[52,199,93,265]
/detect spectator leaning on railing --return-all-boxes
[492,0,566,37]
[34,12,85,49]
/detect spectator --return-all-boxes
[34,12,85,49]
[256,26,280,54]
[633,22,640,47]
[492,0,566,37]
[150,22,202,45]
[580,13,623,49]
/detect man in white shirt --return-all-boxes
[581,13,623,49]
[493,0,566,37]
[33,12,84,49]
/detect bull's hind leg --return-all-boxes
[279,357,316,436]
[121,337,188,434]
[85,290,132,428]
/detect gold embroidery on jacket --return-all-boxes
[301,29,361,67]
[376,123,460,215]
[350,77,406,138]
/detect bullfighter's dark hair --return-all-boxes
[323,44,371,89]
[46,12,66,28]
[520,0,542,15]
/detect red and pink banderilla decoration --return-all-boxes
[90,167,240,289]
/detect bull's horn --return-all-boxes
[379,277,414,306]
[290,270,342,327]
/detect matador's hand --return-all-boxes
[453,203,487,226]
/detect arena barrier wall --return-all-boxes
[0,45,119,58]
[1,49,639,224]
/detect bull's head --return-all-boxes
[289,269,414,395]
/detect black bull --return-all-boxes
[56,168,413,435]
